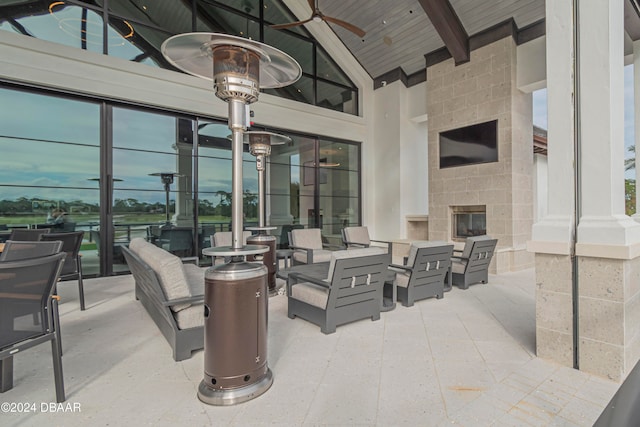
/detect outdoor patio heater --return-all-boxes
[161,33,301,406]
[148,172,183,228]
[243,131,290,294]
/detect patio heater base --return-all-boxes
[197,368,273,406]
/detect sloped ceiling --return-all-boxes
[292,0,640,82]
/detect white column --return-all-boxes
[575,0,640,253]
[527,0,576,255]
[634,40,640,221]
[174,141,194,227]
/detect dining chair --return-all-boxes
[0,240,63,262]
[0,252,67,402]
[41,231,86,310]
[8,228,50,241]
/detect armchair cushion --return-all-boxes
[343,226,371,247]
[292,249,332,264]
[291,282,329,309]
[291,228,323,250]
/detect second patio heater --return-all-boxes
[161,33,301,406]
[243,131,290,294]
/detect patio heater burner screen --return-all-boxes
[212,46,260,103]
[161,32,301,407]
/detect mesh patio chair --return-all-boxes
[0,240,63,262]
[157,227,195,258]
[9,228,50,241]
[41,231,86,310]
[0,252,67,402]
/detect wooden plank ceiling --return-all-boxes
[311,0,640,81]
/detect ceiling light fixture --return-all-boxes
[49,1,134,46]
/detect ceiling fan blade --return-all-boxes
[307,0,316,13]
[323,16,366,38]
[270,17,313,30]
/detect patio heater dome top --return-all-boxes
[161,33,302,103]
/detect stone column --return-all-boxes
[174,141,194,227]
[527,0,577,368]
[634,40,640,220]
[531,0,640,381]
[574,0,640,381]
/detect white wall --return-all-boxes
[370,80,429,240]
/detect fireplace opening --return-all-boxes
[451,205,486,240]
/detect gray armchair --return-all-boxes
[449,236,498,289]
[287,247,390,334]
[388,241,453,307]
[290,228,337,265]
[341,226,393,254]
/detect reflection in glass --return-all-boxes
[317,47,352,86]
[107,17,173,67]
[108,0,192,34]
[264,26,313,74]
[0,2,104,53]
[0,87,100,144]
[317,80,357,115]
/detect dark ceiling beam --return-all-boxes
[625,0,640,41]
[417,0,469,65]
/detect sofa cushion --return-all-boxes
[173,303,205,329]
[183,263,206,296]
[132,239,192,312]
[128,237,147,253]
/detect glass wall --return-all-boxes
[0,0,358,115]
[111,107,196,271]
[0,85,361,275]
[0,86,101,274]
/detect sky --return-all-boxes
[532,64,635,178]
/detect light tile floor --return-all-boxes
[2,269,620,426]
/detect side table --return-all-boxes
[275,249,294,271]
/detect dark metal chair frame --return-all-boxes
[0,253,67,402]
[287,252,389,334]
[450,238,498,289]
[8,228,50,241]
[41,231,86,310]
[388,243,454,307]
[122,245,204,361]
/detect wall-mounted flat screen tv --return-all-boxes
[439,119,498,168]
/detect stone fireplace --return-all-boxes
[426,36,534,274]
[451,205,486,240]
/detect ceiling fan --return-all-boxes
[270,0,366,38]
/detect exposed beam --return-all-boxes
[625,0,640,41]
[417,0,469,64]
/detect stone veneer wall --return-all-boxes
[427,37,534,273]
